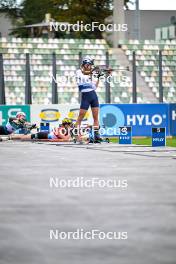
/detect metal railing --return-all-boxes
[0,51,164,105]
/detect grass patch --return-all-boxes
[110,137,176,147]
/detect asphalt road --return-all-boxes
[0,141,176,264]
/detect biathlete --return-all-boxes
[0,112,36,135]
[9,118,74,141]
[75,56,102,143]
[31,118,73,141]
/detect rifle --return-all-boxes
[91,66,130,77]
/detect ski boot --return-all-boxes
[94,128,102,143]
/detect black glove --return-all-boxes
[97,70,104,78]
[31,124,37,129]
[29,124,37,130]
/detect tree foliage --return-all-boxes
[1,0,131,38]
[0,0,19,19]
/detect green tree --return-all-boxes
[1,0,131,38]
[19,0,113,38]
[0,0,19,19]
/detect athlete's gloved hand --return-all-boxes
[97,70,104,78]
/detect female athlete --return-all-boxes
[75,56,101,143]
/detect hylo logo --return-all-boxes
[153,138,164,142]
[127,114,163,126]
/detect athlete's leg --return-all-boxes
[10,134,31,140]
[73,108,87,141]
[90,90,99,129]
[75,108,87,127]
[10,132,47,140]
[91,107,99,129]
[91,107,101,142]
[0,126,8,135]
[74,92,89,140]
[90,91,101,142]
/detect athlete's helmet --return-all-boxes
[16,112,26,119]
[62,118,73,126]
[82,56,94,66]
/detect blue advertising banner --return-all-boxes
[100,104,169,136]
[169,104,176,136]
[0,104,174,137]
